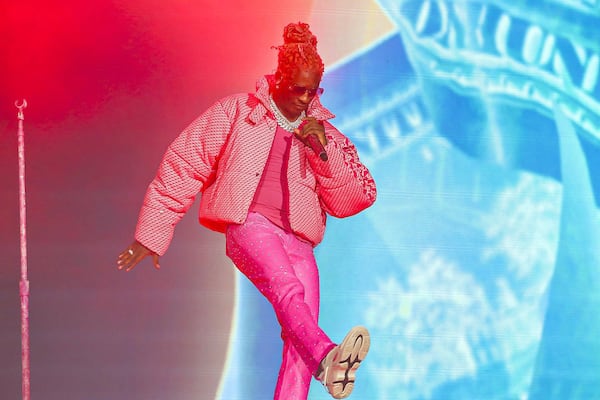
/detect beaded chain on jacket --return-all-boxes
[269,95,306,132]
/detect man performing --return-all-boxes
[117,22,376,399]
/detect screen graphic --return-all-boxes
[218,1,600,399]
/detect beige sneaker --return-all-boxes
[316,326,370,399]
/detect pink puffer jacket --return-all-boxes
[135,76,376,255]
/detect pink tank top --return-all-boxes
[249,125,292,230]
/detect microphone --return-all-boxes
[298,120,328,161]
[306,135,328,161]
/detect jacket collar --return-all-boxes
[249,75,335,125]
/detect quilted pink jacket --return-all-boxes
[134,76,376,255]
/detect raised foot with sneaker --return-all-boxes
[316,326,370,399]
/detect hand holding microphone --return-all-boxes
[295,118,328,161]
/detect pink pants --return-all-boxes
[226,212,336,400]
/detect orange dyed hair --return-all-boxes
[273,22,325,82]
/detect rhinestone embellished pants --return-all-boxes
[226,212,336,400]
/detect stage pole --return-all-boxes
[16,99,31,400]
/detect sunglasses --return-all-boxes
[288,85,324,97]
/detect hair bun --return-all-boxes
[283,22,317,47]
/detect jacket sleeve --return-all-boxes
[307,122,377,218]
[134,100,232,255]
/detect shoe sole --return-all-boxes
[330,326,370,399]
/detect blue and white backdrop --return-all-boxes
[221,1,600,399]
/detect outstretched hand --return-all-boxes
[117,240,160,272]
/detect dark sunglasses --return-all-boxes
[288,85,324,97]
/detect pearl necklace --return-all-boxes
[269,95,305,132]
